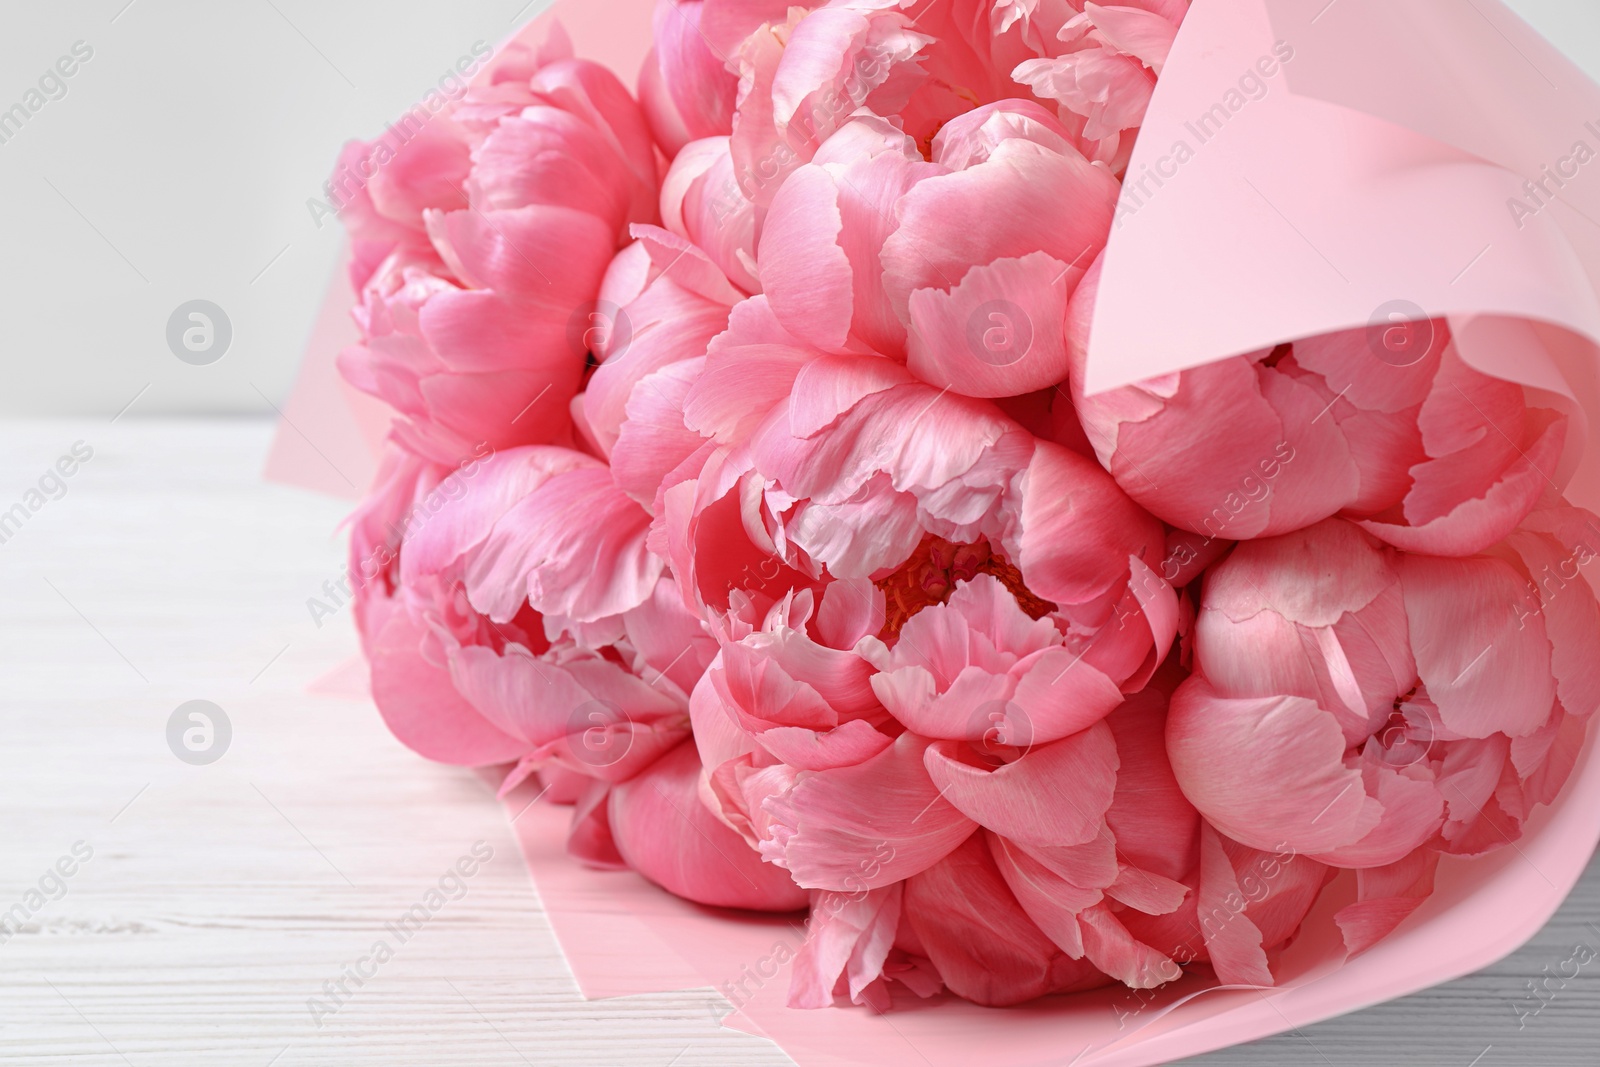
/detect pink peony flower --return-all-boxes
[757,105,1118,396]
[725,0,933,206]
[630,337,1224,1003]
[1012,0,1190,167]
[349,444,810,902]
[1168,508,1600,947]
[350,444,699,771]
[1066,256,1569,557]
[336,33,661,465]
[710,655,1329,1005]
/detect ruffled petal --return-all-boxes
[922,722,1118,848]
[760,732,978,890]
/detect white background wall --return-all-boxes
[0,0,1596,417]
[0,0,555,418]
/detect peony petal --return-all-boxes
[465,466,664,624]
[756,719,895,772]
[904,833,1109,1006]
[1334,849,1438,956]
[1104,682,1200,882]
[367,600,527,766]
[1078,903,1183,988]
[426,203,613,305]
[401,446,597,584]
[567,779,627,869]
[905,252,1072,397]
[1195,822,1272,986]
[608,741,808,911]
[989,834,1101,958]
[923,722,1118,848]
[758,164,855,352]
[612,359,710,509]
[1359,411,1565,557]
[1309,760,1444,869]
[1509,522,1600,720]
[1167,678,1382,855]
[760,732,977,890]
[1397,552,1554,738]
[1015,440,1166,608]
[788,884,903,1009]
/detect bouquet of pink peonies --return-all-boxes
[282,0,1600,1059]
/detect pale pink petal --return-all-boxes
[567,779,627,869]
[1222,836,1332,954]
[788,884,903,1008]
[905,252,1071,397]
[1509,524,1600,719]
[1104,683,1200,882]
[425,204,613,303]
[1009,648,1130,741]
[1167,679,1382,855]
[757,719,894,772]
[1078,903,1183,988]
[1084,3,1180,72]
[611,359,710,509]
[989,834,1101,959]
[1359,413,1566,557]
[788,354,913,438]
[1334,849,1439,956]
[1309,760,1444,869]
[466,467,664,623]
[1195,822,1272,986]
[584,273,730,455]
[1015,440,1166,608]
[882,136,1119,322]
[922,722,1118,848]
[757,164,855,352]
[649,0,738,151]
[401,445,597,583]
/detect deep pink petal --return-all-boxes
[760,732,977,890]
[608,741,808,911]
[905,833,1109,1006]
[1397,552,1554,738]
[367,600,527,766]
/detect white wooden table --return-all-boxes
[2,418,1597,1066]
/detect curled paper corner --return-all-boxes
[1086,0,1600,514]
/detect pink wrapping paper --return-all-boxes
[502,717,1598,1065]
[1089,0,1600,513]
[275,1,1600,1061]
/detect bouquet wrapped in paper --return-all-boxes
[271,0,1600,1062]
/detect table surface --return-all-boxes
[3,417,1598,1067]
